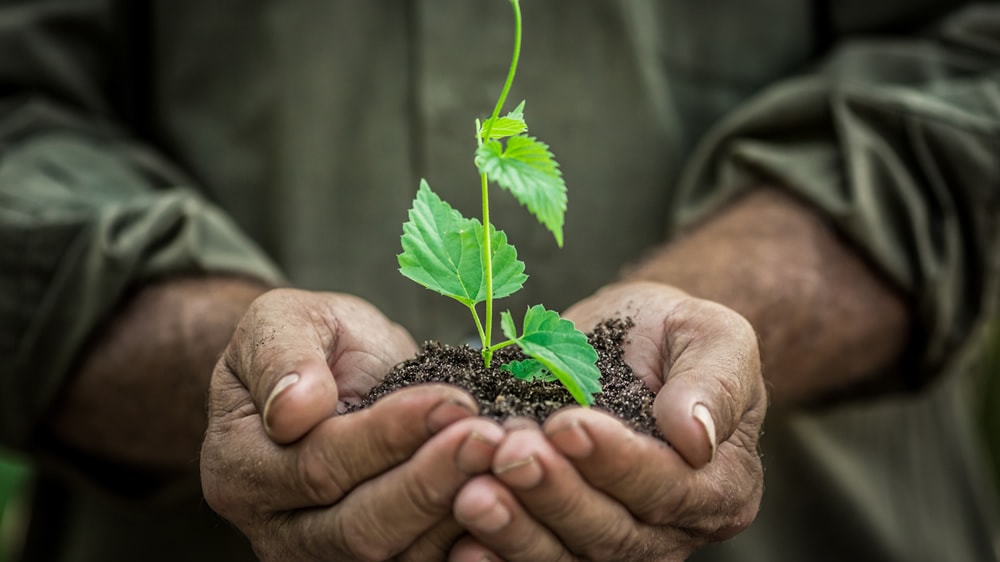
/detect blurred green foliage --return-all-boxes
[0,454,30,562]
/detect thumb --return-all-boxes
[223,289,341,444]
[653,299,765,468]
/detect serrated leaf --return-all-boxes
[488,227,528,300]
[399,180,527,305]
[501,305,601,405]
[479,117,527,140]
[475,135,567,246]
[501,358,555,382]
[479,101,528,140]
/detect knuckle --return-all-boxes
[296,440,348,506]
[401,471,451,518]
[713,374,745,432]
[397,522,462,562]
[532,481,589,524]
[336,515,395,562]
[642,477,691,523]
[207,367,258,423]
[578,520,641,562]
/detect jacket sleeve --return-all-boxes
[671,3,1000,390]
[0,0,284,449]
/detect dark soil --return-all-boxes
[350,318,661,438]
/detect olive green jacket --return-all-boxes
[1,1,998,560]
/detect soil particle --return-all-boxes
[351,318,661,438]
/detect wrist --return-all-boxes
[624,188,911,406]
[43,275,271,477]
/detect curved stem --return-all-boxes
[480,0,523,369]
[468,303,487,351]
[480,0,523,142]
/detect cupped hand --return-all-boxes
[451,281,767,561]
[200,289,505,561]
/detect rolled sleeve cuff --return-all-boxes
[1,137,284,448]
[671,63,1000,389]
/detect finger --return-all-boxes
[545,408,763,539]
[454,475,573,562]
[226,289,418,444]
[487,426,679,561]
[449,535,503,562]
[281,416,506,561]
[202,383,479,520]
[399,518,466,562]
[222,288,342,443]
[654,297,766,468]
[545,409,689,522]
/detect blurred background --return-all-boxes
[976,321,1000,508]
[0,452,29,562]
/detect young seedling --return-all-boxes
[397,0,602,406]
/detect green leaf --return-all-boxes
[506,100,525,121]
[479,101,528,140]
[399,180,527,305]
[488,227,528,300]
[501,305,601,405]
[502,358,556,382]
[500,309,518,341]
[475,135,567,246]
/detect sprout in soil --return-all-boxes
[397,0,602,406]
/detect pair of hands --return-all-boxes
[200,282,766,561]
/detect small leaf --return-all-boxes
[399,180,527,305]
[478,101,528,140]
[506,100,526,121]
[501,359,555,382]
[479,117,527,140]
[502,305,602,406]
[500,310,517,341]
[475,135,567,246]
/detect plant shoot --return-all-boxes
[397,0,601,405]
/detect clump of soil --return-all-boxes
[351,318,661,438]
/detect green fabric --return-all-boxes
[975,320,1000,509]
[674,4,1000,388]
[0,132,284,449]
[0,0,997,560]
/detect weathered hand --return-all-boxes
[200,288,505,561]
[451,281,767,561]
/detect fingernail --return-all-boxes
[494,455,543,489]
[547,420,594,459]
[692,403,717,463]
[456,429,504,474]
[263,374,299,433]
[426,398,477,434]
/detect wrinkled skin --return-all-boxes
[450,282,767,561]
[201,289,505,561]
[201,283,766,561]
